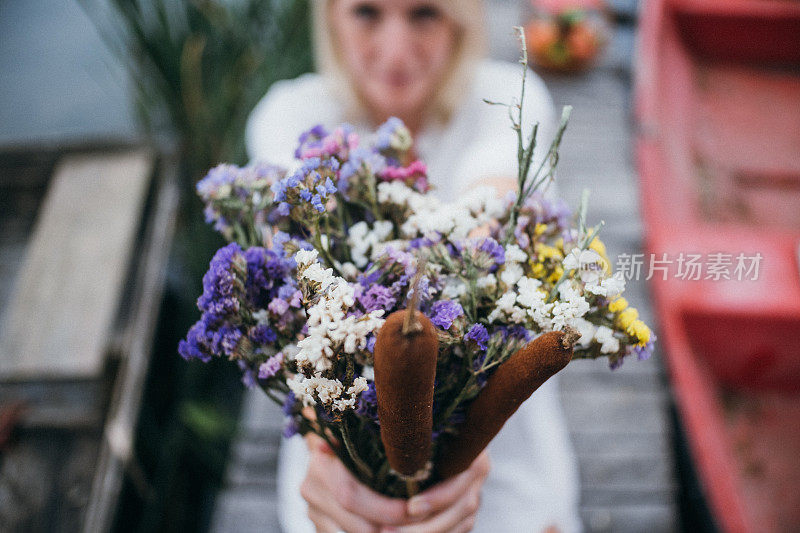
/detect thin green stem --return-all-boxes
[259,385,284,407]
[340,417,374,481]
[313,228,344,276]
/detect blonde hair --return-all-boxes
[312,0,488,125]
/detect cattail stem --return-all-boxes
[402,253,428,335]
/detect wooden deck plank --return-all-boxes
[0,149,153,380]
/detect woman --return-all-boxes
[246,1,582,531]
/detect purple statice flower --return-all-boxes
[180,240,300,366]
[408,237,435,249]
[250,324,277,345]
[268,297,290,315]
[479,238,505,265]
[282,391,298,416]
[465,323,489,351]
[197,164,239,200]
[294,124,329,159]
[178,320,214,363]
[542,196,572,230]
[562,227,580,246]
[432,406,466,441]
[283,417,300,438]
[375,117,410,152]
[215,324,243,357]
[463,237,505,271]
[471,350,491,388]
[270,169,302,203]
[514,215,531,249]
[404,275,434,304]
[281,392,301,437]
[270,159,337,218]
[290,290,303,308]
[357,267,382,287]
[197,243,245,320]
[272,231,291,254]
[258,352,284,379]
[633,335,657,361]
[244,246,292,308]
[428,300,464,330]
[296,124,359,161]
[358,285,397,313]
[356,381,379,422]
[197,163,285,237]
[500,325,533,343]
[382,245,415,272]
[520,192,573,232]
[238,360,257,389]
[338,146,387,198]
[366,335,376,353]
[180,244,248,362]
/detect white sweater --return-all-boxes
[246,59,582,533]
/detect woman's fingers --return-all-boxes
[301,438,490,533]
[324,452,408,526]
[306,500,378,533]
[407,451,491,518]
[307,504,346,533]
[303,462,379,533]
[385,485,481,533]
[302,440,409,530]
[450,514,479,533]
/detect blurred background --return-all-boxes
[1,0,798,532]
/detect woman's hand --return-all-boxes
[302,434,408,533]
[388,450,490,533]
[300,434,491,533]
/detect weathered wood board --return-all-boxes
[0,147,178,532]
[0,149,153,380]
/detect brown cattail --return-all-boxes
[436,329,577,479]
[373,309,439,477]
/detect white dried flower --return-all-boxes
[476,274,497,291]
[295,249,319,266]
[500,263,524,287]
[586,272,626,298]
[594,325,620,353]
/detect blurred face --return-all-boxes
[330,0,458,127]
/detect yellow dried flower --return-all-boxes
[536,243,563,261]
[531,262,546,279]
[547,266,563,284]
[608,297,628,313]
[617,308,639,329]
[628,320,651,345]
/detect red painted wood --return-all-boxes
[635,0,800,531]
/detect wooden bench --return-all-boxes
[0,148,178,531]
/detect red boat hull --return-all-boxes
[635,1,800,531]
